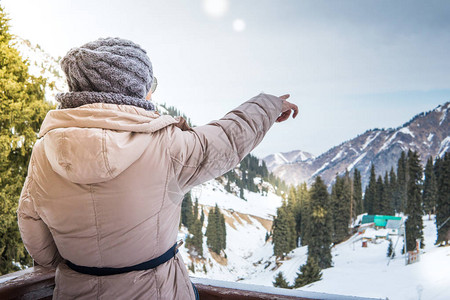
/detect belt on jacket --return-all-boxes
[65,241,181,276]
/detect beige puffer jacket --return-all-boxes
[17,93,282,299]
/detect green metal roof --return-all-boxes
[362,215,401,227]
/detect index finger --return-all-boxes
[292,103,299,118]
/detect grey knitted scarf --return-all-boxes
[56,91,156,111]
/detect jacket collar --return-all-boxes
[39,103,189,138]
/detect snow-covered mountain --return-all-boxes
[265,103,450,187]
[263,150,315,171]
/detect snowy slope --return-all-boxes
[177,179,282,281]
[298,216,449,300]
[239,217,448,300]
[176,178,449,299]
[176,199,448,300]
[192,179,282,219]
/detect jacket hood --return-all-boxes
[39,103,187,184]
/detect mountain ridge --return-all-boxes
[264,102,449,188]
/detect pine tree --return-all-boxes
[298,183,310,246]
[188,262,195,273]
[205,207,217,252]
[364,165,377,215]
[193,199,199,221]
[330,174,351,243]
[205,204,227,254]
[397,151,408,213]
[239,186,245,200]
[200,209,205,226]
[435,152,450,245]
[353,169,363,217]
[389,167,401,213]
[186,218,203,256]
[294,256,322,288]
[0,6,54,275]
[288,186,301,245]
[375,175,384,215]
[185,198,204,256]
[225,179,231,193]
[307,176,332,269]
[330,176,339,240]
[387,239,395,258]
[342,171,352,233]
[381,172,394,215]
[272,200,296,258]
[405,150,424,251]
[287,186,301,248]
[273,271,290,289]
[217,206,227,251]
[434,156,442,185]
[422,157,437,218]
[181,192,194,229]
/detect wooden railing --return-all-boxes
[0,267,381,300]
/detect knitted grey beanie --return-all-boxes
[57,37,155,111]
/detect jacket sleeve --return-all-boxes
[17,158,62,268]
[168,93,283,194]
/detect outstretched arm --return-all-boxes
[168,93,298,194]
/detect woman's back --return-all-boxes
[17,37,296,299]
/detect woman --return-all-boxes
[17,37,298,299]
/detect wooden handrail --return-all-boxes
[0,267,55,300]
[0,267,381,300]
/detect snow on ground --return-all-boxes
[347,152,367,171]
[438,136,450,157]
[331,149,344,162]
[176,178,283,281]
[175,181,448,299]
[379,132,399,152]
[178,205,276,282]
[362,132,381,150]
[179,204,448,300]
[297,217,449,300]
[399,127,415,138]
[439,107,447,126]
[193,179,282,219]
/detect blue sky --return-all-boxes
[3,0,450,157]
